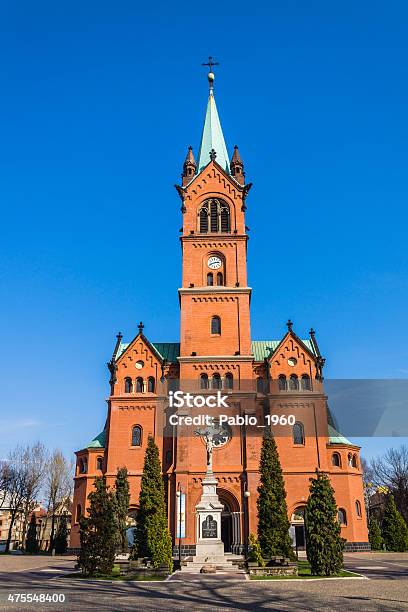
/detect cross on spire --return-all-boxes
[202,56,219,73]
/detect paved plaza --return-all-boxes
[0,553,407,611]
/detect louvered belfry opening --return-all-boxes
[199,205,209,233]
[199,198,231,233]
[220,202,230,232]
[210,200,218,232]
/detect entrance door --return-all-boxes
[218,492,241,553]
[295,525,305,550]
[221,513,232,552]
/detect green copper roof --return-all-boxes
[251,339,316,361]
[328,424,352,446]
[153,343,181,362]
[197,90,230,174]
[116,340,315,363]
[116,342,180,363]
[87,429,106,449]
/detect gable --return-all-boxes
[115,335,163,370]
[267,333,318,380]
[252,339,316,363]
[184,161,242,203]
[116,341,180,364]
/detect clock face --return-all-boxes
[208,256,222,270]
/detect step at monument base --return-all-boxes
[180,553,245,574]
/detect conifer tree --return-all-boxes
[382,495,408,552]
[114,467,130,553]
[133,436,173,571]
[25,514,39,553]
[78,476,117,576]
[54,515,68,554]
[257,431,294,559]
[247,533,265,566]
[368,516,383,551]
[304,470,344,575]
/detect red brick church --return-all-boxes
[71,66,369,553]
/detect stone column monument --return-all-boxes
[180,426,240,572]
[193,428,225,562]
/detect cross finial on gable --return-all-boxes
[116,331,123,341]
[209,148,217,161]
[286,319,293,332]
[138,321,144,334]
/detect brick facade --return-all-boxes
[70,82,369,553]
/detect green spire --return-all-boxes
[197,71,230,174]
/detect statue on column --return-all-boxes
[203,430,214,472]
[195,428,215,472]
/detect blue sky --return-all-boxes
[0,1,407,462]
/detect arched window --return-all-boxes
[198,199,231,234]
[200,373,209,389]
[352,454,358,468]
[147,377,155,393]
[225,373,233,390]
[124,377,132,393]
[131,425,142,447]
[216,272,224,286]
[76,504,82,523]
[355,500,362,517]
[211,316,221,335]
[79,458,87,474]
[291,506,305,522]
[301,374,311,391]
[293,422,305,445]
[207,272,214,286]
[289,374,299,390]
[332,452,341,467]
[135,377,144,393]
[212,373,222,389]
[278,375,287,391]
[96,457,103,471]
[257,377,265,393]
[338,508,347,525]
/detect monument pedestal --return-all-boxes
[180,470,243,573]
[194,471,225,561]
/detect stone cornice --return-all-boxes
[177,355,254,363]
[178,287,251,296]
[181,234,248,242]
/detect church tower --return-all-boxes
[177,68,253,384]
